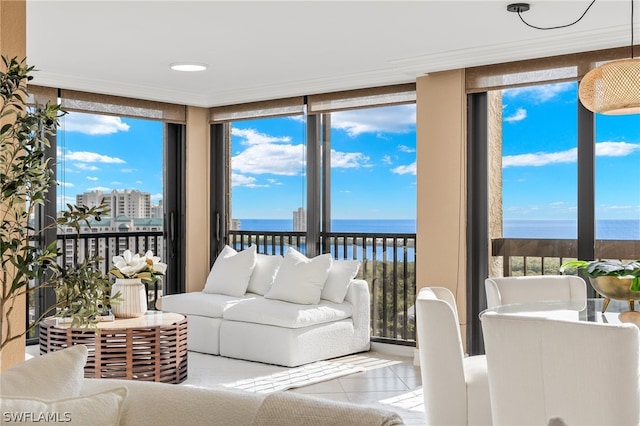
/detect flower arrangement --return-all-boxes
[110,249,167,285]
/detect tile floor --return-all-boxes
[26,345,425,425]
[185,350,426,425]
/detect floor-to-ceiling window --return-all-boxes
[211,85,418,344]
[229,115,307,239]
[594,113,640,245]
[27,88,186,342]
[466,45,640,354]
[499,82,579,274]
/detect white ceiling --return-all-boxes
[26,0,637,107]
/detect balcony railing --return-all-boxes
[27,231,164,341]
[57,230,165,308]
[492,238,640,276]
[29,230,416,346]
[230,230,417,345]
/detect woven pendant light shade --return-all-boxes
[578,58,640,115]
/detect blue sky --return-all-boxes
[56,86,639,223]
[502,82,640,221]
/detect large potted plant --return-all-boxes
[1,56,112,351]
[560,259,640,315]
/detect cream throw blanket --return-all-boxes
[251,392,405,426]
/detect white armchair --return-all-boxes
[481,313,640,426]
[416,287,492,426]
[485,275,587,309]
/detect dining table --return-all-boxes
[481,297,640,327]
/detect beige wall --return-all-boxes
[0,0,27,371]
[416,70,468,344]
[185,106,211,292]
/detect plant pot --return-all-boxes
[111,278,147,318]
[588,276,640,313]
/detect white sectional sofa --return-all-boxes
[1,346,405,426]
[159,245,371,367]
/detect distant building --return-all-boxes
[151,200,163,218]
[293,207,306,232]
[76,189,152,219]
[230,219,240,230]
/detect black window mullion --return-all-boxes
[467,92,489,356]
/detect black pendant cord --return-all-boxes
[631,0,635,59]
[515,0,597,30]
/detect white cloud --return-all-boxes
[87,176,99,181]
[391,162,416,175]
[503,82,574,103]
[74,163,99,171]
[88,186,111,192]
[331,104,415,137]
[63,112,130,135]
[120,168,135,173]
[65,150,125,164]
[151,193,163,203]
[232,128,291,146]
[57,181,74,187]
[382,155,393,165]
[232,173,269,188]
[505,108,527,123]
[503,148,576,167]
[398,145,415,153]
[503,141,640,167]
[331,150,370,168]
[136,180,143,184]
[596,141,640,157]
[233,143,305,175]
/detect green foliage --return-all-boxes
[560,259,640,292]
[1,56,111,350]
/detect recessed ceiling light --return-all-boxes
[170,62,208,72]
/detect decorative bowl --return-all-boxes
[589,276,640,313]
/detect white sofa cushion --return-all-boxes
[204,245,257,297]
[0,345,88,399]
[247,253,283,296]
[321,260,360,303]
[223,297,353,328]
[0,388,127,426]
[265,248,332,305]
[160,291,257,318]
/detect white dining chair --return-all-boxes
[484,275,587,309]
[416,287,492,426]
[481,313,640,426]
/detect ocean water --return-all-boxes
[235,218,640,240]
[237,219,416,233]
[504,219,640,240]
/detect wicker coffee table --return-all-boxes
[39,311,188,384]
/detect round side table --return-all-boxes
[39,311,188,384]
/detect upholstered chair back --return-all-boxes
[416,287,492,426]
[485,275,587,309]
[481,313,640,426]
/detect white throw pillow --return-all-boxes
[247,253,283,295]
[203,245,257,297]
[0,387,127,426]
[0,345,88,399]
[321,260,361,303]
[265,248,332,305]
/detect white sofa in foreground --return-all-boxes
[0,346,405,426]
[160,246,371,367]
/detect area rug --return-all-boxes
[222,360,365,394]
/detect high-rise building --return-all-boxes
[76,189,152,219]
[293,207,306,232]
[151,200,164,219]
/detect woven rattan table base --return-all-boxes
[39,313,188,384]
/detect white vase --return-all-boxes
[111,278,147,318]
